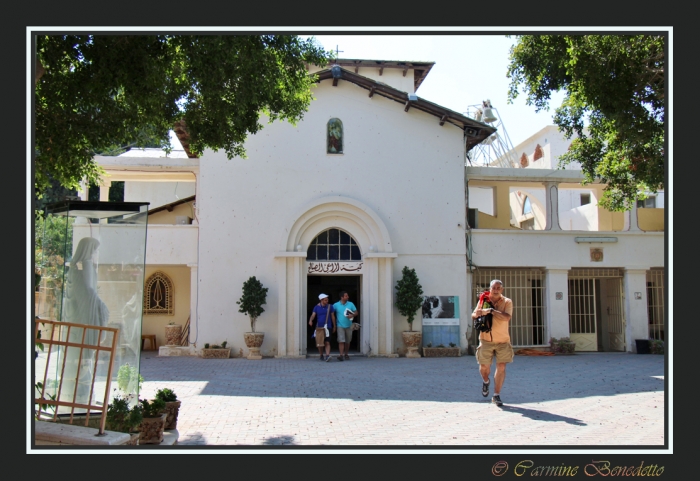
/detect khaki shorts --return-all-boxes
[315,328,327,347]
[337,326,353,343]
[476,340,514,365]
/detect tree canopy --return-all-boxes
[35,35,329,195]
[506,35,665,211]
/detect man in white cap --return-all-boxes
[308,293,336,361]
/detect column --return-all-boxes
[383,258,396,357]
[623,198,641,231]
[276,257,287,357]
[368,258,379,356]
[187,263,198,347]
[99,180,111,224]
[545,268,570,339]
[543,181,561,231]
[623,269,649,352]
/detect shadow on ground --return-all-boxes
[139,352,665,404]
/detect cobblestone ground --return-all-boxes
[138,351,666,448]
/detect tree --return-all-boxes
[35,35,330,195]
[506,35,664,211]
[394,266,424,332]
[237,276,269,333]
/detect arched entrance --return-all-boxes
[274,196,397,357]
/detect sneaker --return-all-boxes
[481,381,490,397]
[337,355,344,361]
[491,395,503,406]
[324,355,331,362]
[344,354,350,360]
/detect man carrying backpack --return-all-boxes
[472,279,513,406]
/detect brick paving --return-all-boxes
[138,351,666,448]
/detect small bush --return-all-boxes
[549,337,576,354]
[649,339,664,354]
[155,388,178,403]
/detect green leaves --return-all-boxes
[507,35,664,211]
[395,266,424,330]
[35,35,330,194]
[236,276,269,332]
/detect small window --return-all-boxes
[523,196,532,215]
[307,228,361,261]
[521,218,535,230]
[327,118,343,154]
[144,271,174,315]
[580,193,591,206]
[637,196,656,208]
[533,144,544,161]
[520,153,529,168]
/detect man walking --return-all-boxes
[333,291,357,361]
[308,293,336,362]
[471,279,513,406]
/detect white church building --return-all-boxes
[90,58,666,357]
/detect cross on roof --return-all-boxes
[335,45,344,58]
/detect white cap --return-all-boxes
[318,293,329,300]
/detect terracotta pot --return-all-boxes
[244,332,264,360]
[165,324,183,346]
[138,413,166,444]
[163,400,181,430]
[402,331,422,358]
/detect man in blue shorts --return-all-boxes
[309,293,335,361]
[333,291,357,361]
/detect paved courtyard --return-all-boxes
[138,351,666,448]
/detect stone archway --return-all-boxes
[274,196,397,357]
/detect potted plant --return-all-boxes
[236,276,269,360]
[649,338,664,355]
[138,398,167,444]
[423,342,461,357]
[105,395,143,445]
[164,321,183,346]
[395,266,424,358]
[117,363,144,397]
[155,388,181,430]
[549,337,576,354]
[200,341,231,359]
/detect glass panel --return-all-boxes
[37,201,149,412]
[339,231,350,244]
[329,245,339,260]
[317,245,327,260]
[329,229,339,244]
[317,231,328,244]
[350,237,356,245]
[523,197,532,215]
[340,246,350,260]
[306,246,317,260]
[351,246,361,260]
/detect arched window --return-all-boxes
[307,228,361,261]
[520,153,529,168]
[327,118,343,154]
[523,196,532,215]
[533,144,544,161]
[143,271,174,315]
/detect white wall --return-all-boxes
[196,78,468,355]
[125,181,196,210]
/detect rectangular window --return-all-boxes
[580,193,591,206]
[636,196,656,208]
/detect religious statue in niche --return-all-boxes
[327,118,343,154]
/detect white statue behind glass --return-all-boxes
[62,237,110,405]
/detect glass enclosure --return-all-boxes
[35,200,149,414]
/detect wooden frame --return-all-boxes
[34,319,119,436]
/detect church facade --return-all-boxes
[92,59,666,356]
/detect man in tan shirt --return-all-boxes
[472,279,513,406]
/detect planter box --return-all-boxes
[635,339,650,354]
[201,348,231,359]
[423,347,461,357]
